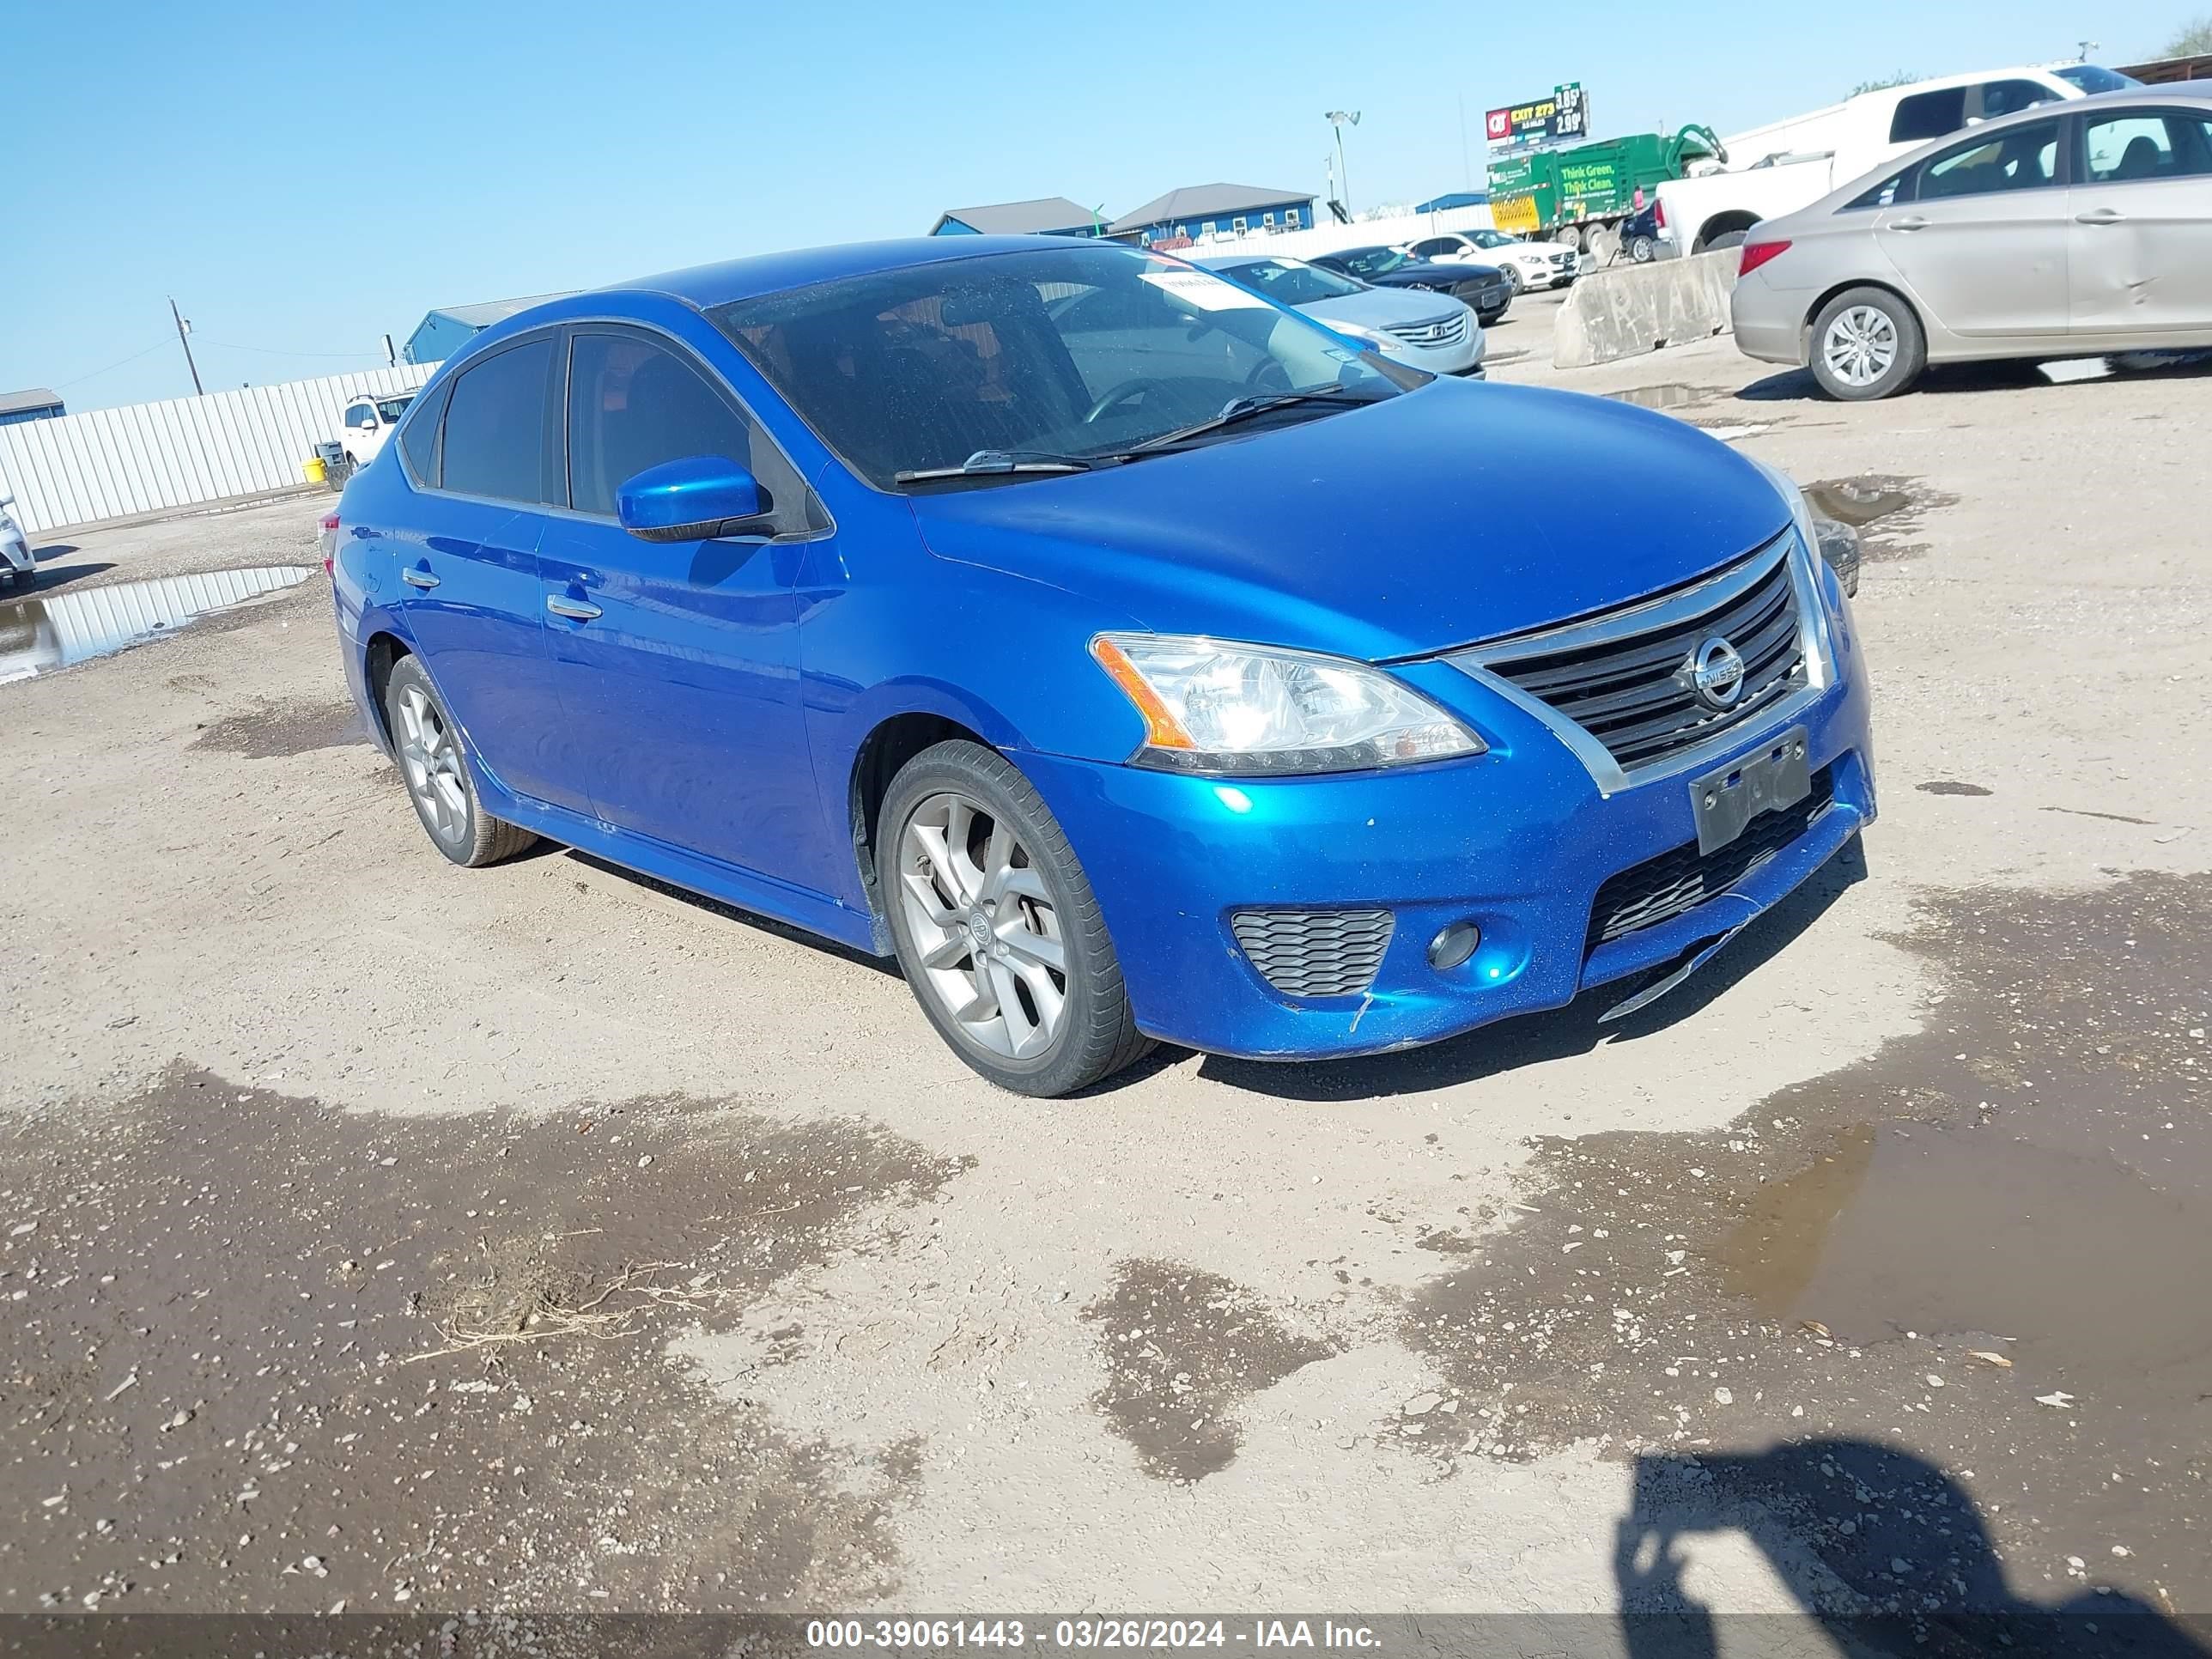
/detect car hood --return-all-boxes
[1294,287,1468,330]
[1513,241,1578,260]
[908,380,1792,663]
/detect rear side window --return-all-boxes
[564,331,817,531]
[1843,170,1912,210]
[1917,118,2063,199]
[439,337,555,503]
[1974,80,2063,120]
[1890,87,1967,143]
[398,380,449,487]
[2084,111,2212,181]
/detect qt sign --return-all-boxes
[1486,82,1588,149]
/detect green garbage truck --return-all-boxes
[1487,125,1724,258]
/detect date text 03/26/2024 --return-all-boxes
[806,1619,1382,1650]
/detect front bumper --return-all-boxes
[1024,551,1874,1061]
[0,530,32,575]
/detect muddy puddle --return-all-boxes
[1401,870,2212,1613]
[1609,383,1706,410]
[0,566,311,684]
[191,695,372,759]
[1083,1260,1336,1482]
[0,1067,971,1613]
[1804,477,1959,564]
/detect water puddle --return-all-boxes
[0,565,312,684]
[1609,383,1705,410]
[1802,475,1958,563]
[1398,870,2212,1607]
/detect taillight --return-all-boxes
[319,512,340,576]
[1739,240,1791,276]
[1654,199,1666,229]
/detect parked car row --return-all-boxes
[1197,254,1486,376]
[330,234,1874,1097]
[1733,85,2212,398]
[1401,228,1586,291]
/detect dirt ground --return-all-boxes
[3,297,2209,1651]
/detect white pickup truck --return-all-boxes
[1655,62,2136,255]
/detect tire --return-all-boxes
[1808,285,1927,401]
[380,654,538,868]
[1501,265,1524,295]
[1631,234,1656,264]
[1704,230,1749,252]
[879,740,1152,1097]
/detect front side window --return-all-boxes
[565,334,756,517]
[711,245,1407,489]
[1917,118,2062,199]
[344,402,374,431]
[438,337,554,504]
[1890,87,1967,143]
[1410,237,1455,258]
[2084,111,2212,182]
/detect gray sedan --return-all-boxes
[1732,87,2212,398]
[1195,255,1484,377]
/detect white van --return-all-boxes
[337,391,418,465]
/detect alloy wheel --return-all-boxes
[1822,306,1899,388]
[396,684,469,845]
[897,792,1067,1060]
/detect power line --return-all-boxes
[202,340,386,359]
[52,339,172,390]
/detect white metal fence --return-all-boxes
[0,363,438,538]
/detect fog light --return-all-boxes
[1427,921,1481,970]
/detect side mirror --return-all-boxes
[616,455,770,542]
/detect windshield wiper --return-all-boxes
[1113,386,1368,458]
[893,449,1109,485]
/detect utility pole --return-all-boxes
[1326,111,1361,216]
[168,297,204,396]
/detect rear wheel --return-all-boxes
[1630,233,1656,263]
[1809,286,1927,401]
[381,655,538,867]
[880,740,1151,1097]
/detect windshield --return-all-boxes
[374,394,415,424]
[1467,230,1516,248]
[710,244,1411,489]
[2053,64,2139,93]
[1330,246,1410,278]
[1211,258,1366,305]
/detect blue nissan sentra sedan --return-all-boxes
[329,235,1874,1096]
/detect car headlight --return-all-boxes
[1325,320,1406,354]
[1091,635,1484,775]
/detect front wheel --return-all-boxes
[880,741,1152,1097]
[1809,286,1927,401]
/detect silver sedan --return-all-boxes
[1195,254,1485,377]
[1731,87,2212,398]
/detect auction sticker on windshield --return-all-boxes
[1139,269,1268,309]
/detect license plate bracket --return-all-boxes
[1691,728,1811,855]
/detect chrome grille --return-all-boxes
[1587,768,1834,950]
[1383,313,1469,349]
[1231,908,1394,998]
[1465,538,1806,774]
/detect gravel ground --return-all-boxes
[2,304,2209,1652]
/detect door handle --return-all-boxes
[2075,207,2124,225]
[546,594,602,621]
[1889,215,1929,232]
[400,567,440,589]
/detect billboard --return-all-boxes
[1485,83,1588,152]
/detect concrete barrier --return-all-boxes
[1552,249,1741,369]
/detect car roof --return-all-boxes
[623,235,1118,310]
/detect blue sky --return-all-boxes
[4,0,2191,409]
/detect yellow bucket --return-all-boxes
[302,455,327,483]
